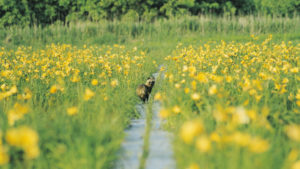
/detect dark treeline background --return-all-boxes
[0,0,299,27]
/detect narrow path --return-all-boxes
[145,100,176,169]
[116,104,146,169]
[117,69,176,169]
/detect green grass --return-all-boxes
[1,15,299,49]
[156,37,300,169]
[0,45,157,169]
[0,15,299,169]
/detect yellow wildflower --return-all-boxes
[6,126,39,159]
[172,105,181,114]
[0,146,9,165]
[186,163,200,169]
[288,149,298,161]
[7,103,29,126]
[191,93,201,101]
[154,92,162,101]
[24,145,40,159]
[286,125,300,141]
[231,132,251,147]
[291,67,299,73]
[67,107,78,116]
[248,137,269,153]
[210,132,221,142]
[180,120,204,144]
[9,86,17,94]
[49,85,58,94]
[208,84,217,95]
[22,88,32,100]
[296,101,300,107]
[159,109,170,119]
[83,88,95,101]
[110,79,119,87]
[196,136,211,152]
[292,161,300,169]
[282,78,289,84]
[91,79,98,86]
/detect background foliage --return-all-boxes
[0,0,299,27]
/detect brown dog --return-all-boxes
[136,76,155,103]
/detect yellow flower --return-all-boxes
[296,101,300,107]
[84,88,95,101]
[196,136,211,152]
[232,106,250,124]
[6,126,39,159]
[291,67,299,73]
[180,120,204,144]
[49,85,58,94]
[191,81,197,90]
[159,109,170,119]
[286,125,300,141]
[226,76,233,82]
[160,66,165,71]
[186,163,200,169]
[292,161,300,169]
[0,84,6,91]
[210,132,221,142]
[191,93,201,101]
[104,96,108,101]
[24,145,40,159]
[110,79,119,87]
[22,88,32,100]
[172,105,181,114]
[14,103,29,115]
[184,88,190,94]
[175,83,181,89]
[154,92,162,101]
[208,84,217,95]
[282,78,289,84]
[288,149,298,162]
[91,79,98,86]
[7,103,29,126]
[213,105,228,122]
[231,132,251,147]
[0,146,9,165]
[248,137,269,153]
[296,91,300,99]
[67,107,78,116]
[70,75,80,82]
[9,85,18,94]
[0,86,18,100]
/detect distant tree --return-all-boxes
[0,0,299,27]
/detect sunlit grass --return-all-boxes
[156,35,300,169]
[0,44,156,169]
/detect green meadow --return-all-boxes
[0,14,299,169]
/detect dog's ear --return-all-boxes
[147,76,155,80]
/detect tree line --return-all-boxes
[0,0,299,27]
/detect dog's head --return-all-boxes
[145,76,155,87]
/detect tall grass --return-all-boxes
[156,37,300,169]
[1,15,299,49]
[0,44,157,169]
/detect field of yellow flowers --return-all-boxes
[156,35,300,169]
[0,44,156,169]
[0,31,299,169]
